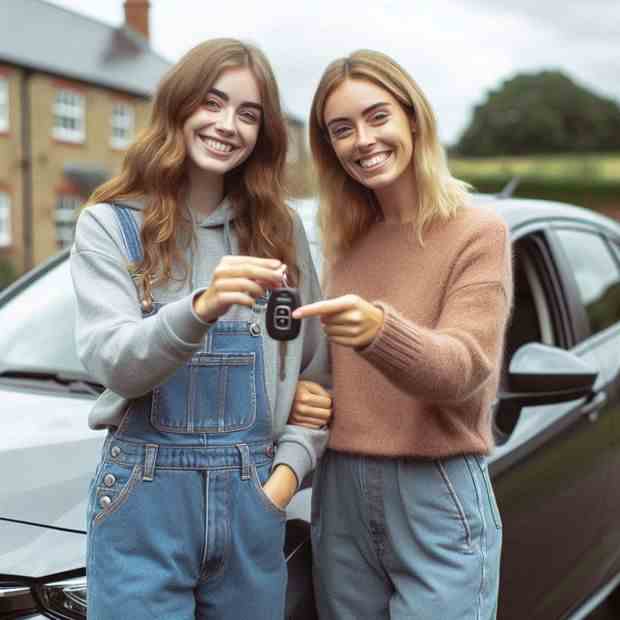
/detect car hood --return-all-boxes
[0,383,105,532]
[0,518,85,578]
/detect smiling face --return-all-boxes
[183,66,262,179]
[323,78,416,193]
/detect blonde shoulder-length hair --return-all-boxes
[309,49,471,259]
[89,38,298,300]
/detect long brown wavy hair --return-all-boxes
[88,38,298,300]
[309,49,471,261]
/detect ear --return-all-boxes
[409,115,417,134]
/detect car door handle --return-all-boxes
[581,392,608,421]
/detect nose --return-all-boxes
[355,124,375,151]
[216,108,236,136]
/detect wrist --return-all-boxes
[192,289,215,323]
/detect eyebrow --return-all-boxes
[208,88,263,113]
[326,102,391,130]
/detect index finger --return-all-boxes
[292,298,352,319]
[224,256,282,269]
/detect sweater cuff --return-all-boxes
[358,301,425,370]
[272,441,313,490]
[159,289,212,346]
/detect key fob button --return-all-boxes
[266,287,301,341]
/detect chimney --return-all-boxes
[124,0,150,41]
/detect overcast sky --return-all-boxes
[48,0,620,146]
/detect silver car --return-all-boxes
[2,197,620,619]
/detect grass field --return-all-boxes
[448,153,620,181]
[447,153,620,213]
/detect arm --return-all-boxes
[71,205,285,398]
[359,217,513,403]
[269,212,331,496]
[293,213,513,405]
[70,206,211,398]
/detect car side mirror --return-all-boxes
[494,343,598,437]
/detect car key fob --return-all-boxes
[266,287,302,341]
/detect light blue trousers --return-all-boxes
[311,450,502,620]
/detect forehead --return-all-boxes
[323,78,397,122]
[211,66,261,105]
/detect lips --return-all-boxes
[356,151,392,171]
[197,135,237,154]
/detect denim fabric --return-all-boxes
[86,208,287,619]
[312,450,502,620]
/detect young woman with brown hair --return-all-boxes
[71,39,330,619]
[292,50,512,619]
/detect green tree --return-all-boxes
[455,71,620,155]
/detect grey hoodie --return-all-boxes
[70,197,329,486]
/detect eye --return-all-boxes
[204,98,221,111]
[330,125,352,140]
[240,110,260,124]
[370,110,389,123]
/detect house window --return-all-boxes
[55,194,81,249]
[53,89,85,143]
[0,193,11,247]
[110,102,135,149]
[0,77,8,132]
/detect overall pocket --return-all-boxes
[250,461,287,518]
[91,461,143,528]
[150,352,257,433]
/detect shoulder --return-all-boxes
[438,203,509,252]
[74,202,143,258]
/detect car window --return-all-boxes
[0,259,87,376]
[502,237,557,373]
[555,229,620,339]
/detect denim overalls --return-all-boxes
[86,206,287,620]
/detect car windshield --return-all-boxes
[0,258,87,378]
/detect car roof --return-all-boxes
[474,195,620,235]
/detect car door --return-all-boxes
[548,224,620,610]
[492,223,607,620]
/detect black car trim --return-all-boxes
[0,517,86,536]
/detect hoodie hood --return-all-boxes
[115,196,235,229]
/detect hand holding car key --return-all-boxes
[266,268,302,341]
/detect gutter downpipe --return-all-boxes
[19,68,33,272]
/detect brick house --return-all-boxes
[0,0,309,278]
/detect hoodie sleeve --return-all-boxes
[70,204,211,398]
[271,211,330,487]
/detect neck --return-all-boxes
[185,164,224,217]
[374,168,418,224]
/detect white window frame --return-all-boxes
[55,194,81,249]
[0,77,8,133]
[287,128,300,164]
[110,102,135,149]
[53,89,85,144]
[0,193,11,247]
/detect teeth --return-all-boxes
[359,153,389,169]
[202,137,233,153]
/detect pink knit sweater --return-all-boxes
[326,205,513,457]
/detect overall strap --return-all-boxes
[111,203,143,263]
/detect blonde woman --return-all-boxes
[292,50,512,619]
[71,39,330,619]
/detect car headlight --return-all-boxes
[0,573,87,619]
[0,583,38,616]
[35,576,87,619]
